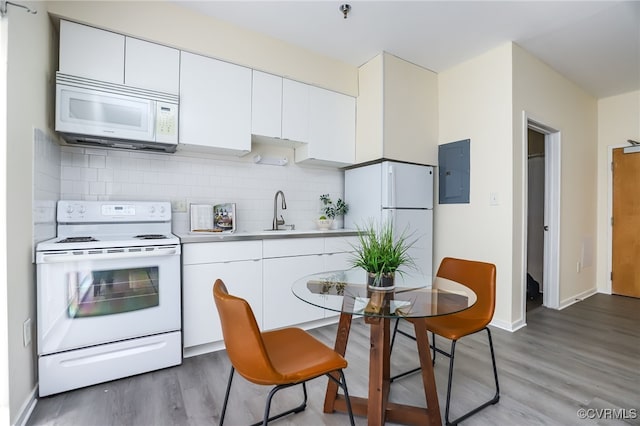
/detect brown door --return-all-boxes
[612,148,640,298]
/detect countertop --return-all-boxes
[177,228,360,243]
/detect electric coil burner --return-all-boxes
[35,200,182,397]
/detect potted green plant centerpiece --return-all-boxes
[318,194,349,230]
[350,219,417,290]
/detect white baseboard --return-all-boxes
[13,385,37,426]
[559,287,598,310]
[489,317,525,332]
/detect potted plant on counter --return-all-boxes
[317,194,349,230]
[350,219,417,290]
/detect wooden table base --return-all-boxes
[324,313,442,426]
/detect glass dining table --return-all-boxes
[292,269,477,426]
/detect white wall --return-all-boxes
[436,44,514,327]
[512,43,598,315]
[5,1,54,423]
[596,91,640,293]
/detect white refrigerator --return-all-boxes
[344,160,434,286]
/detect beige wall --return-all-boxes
[512,43,598,317]
[355,52,439,165]
[436,44,514,327]
[47,1,358,97]
[356,54,384,162]
[1,10,8,426]
[596,91,640,293]
[4,1,54,423]
[383,53,439,164]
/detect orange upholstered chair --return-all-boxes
[213,279,354,426]
[390,257,500,425]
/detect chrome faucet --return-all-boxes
[272,190,287,230]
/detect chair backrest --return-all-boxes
[213,279,283,384]
[436,257,496,324]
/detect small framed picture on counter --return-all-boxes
[190,203,236,233]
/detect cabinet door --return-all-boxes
[179,52,252,154]
[303,86,356,165]
[251,71,282,138]
[281,78,310,143]
[263,255,325,330]
[182,259,262,348]
[125,38,180,94]
[59,20,124,84]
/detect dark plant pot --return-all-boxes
[367,272,395,291]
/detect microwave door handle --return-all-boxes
[150,100,157,141]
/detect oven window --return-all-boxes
[67,267,159,318]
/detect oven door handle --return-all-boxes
[38,247,179,263]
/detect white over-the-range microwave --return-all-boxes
[55,72,179,153]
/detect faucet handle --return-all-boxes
[276,215,285,226]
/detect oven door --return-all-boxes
[36,245,181,355]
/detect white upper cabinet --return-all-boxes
[124,38,180,94]
[179,51,252,155]
[59,20,179,94]
[282,78,310,143]
[59,20,124,84]
[295,86,356,166]
[251,71,282,139]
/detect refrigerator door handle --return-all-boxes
[388,164,396,207]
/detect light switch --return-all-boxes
[490,192,500,206]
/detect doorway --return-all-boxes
[611,147,640,298]
[523,114,561,321]
[526,129,545,311]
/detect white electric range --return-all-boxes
[35,200,182,396]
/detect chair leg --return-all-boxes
[431,331,437,366]
[390,318,401,354]
[251,382,308,426]
[219,366,235,426]
[444,327,501,426]
[326,370,355,426]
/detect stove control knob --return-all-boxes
[159,205,166,214]
[79,206,86,214]
[66,205,74,214]
[149,206,156,214]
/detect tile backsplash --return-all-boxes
[58,144,345,233]
[33,128,61,250]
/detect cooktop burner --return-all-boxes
[57,236,98,243]
[134,234,169,240]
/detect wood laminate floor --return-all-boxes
[27,294,640,426]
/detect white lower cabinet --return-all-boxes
[182,241,262,349]
[263,255,325,330]
[182,236,358,353]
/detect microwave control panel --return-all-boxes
[155,102,178,144]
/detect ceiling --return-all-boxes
[174,1,640,99]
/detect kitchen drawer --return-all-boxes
[183,240,262,265]
[263,238,324,258]
[324,236,359,254]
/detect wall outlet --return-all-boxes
[576,260,581,273]
[23,318,31,347]
[489,192,500,206]
[171,199,188,213]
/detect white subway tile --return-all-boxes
[89,155,106,169]
[89,181,106,195]
[72,153,89,167]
